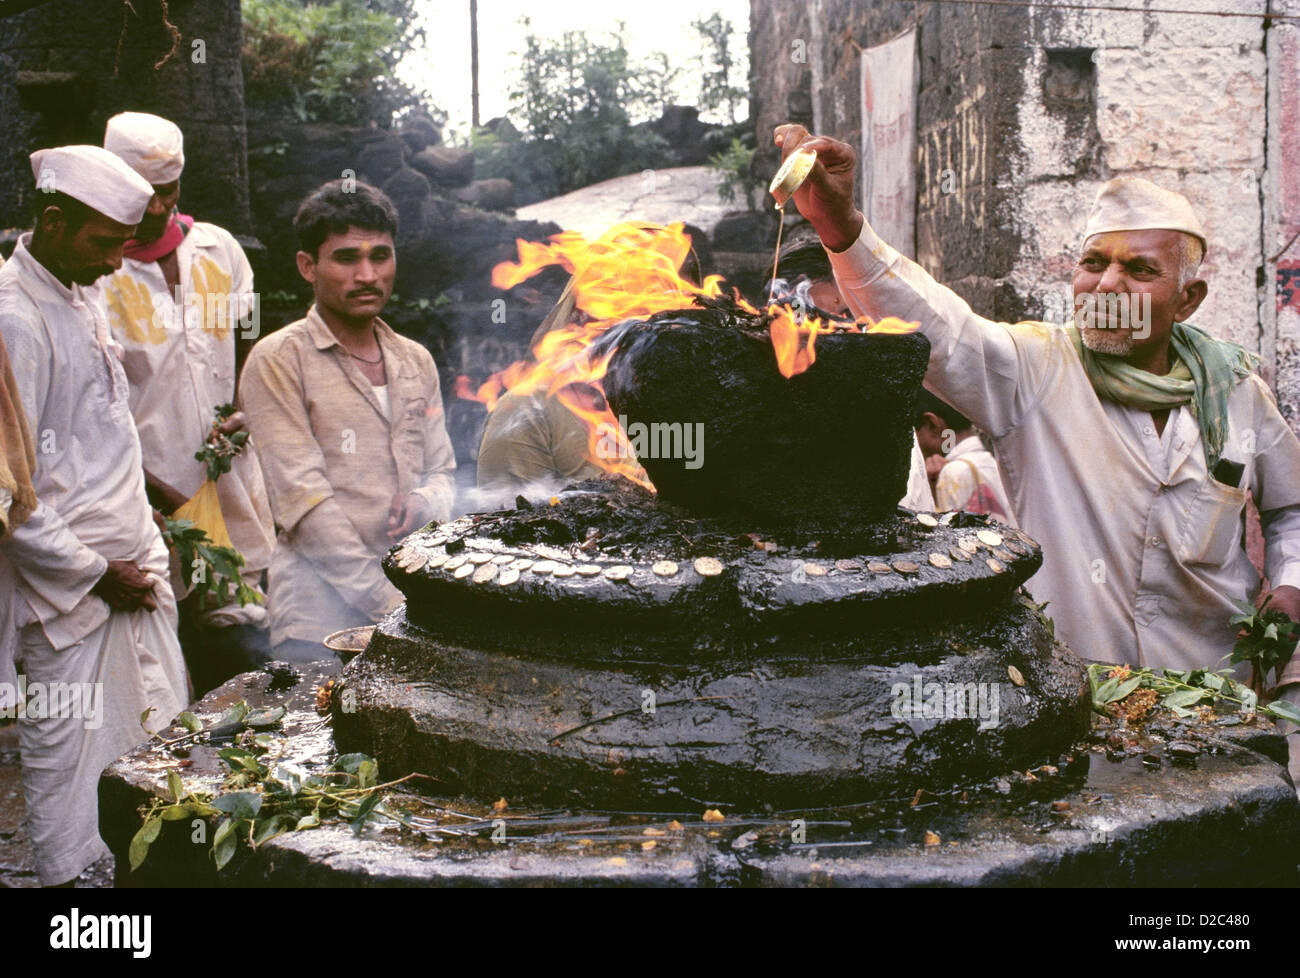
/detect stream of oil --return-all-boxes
[767,204,785,307]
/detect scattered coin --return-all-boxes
[694,557,724,577]
[867,561,893,574]
[892,560,920,575]
[576,564,602,577]
[400,552,428,572]
[938,512,956,526]
[468,552,494,565]
[992,548,1013,562]
[803,562,828,577]
[652,560,679,577]
[497,568,520,586]
[1003,541,1027,556]
[443,554,469,571]
[492,554,515,565]
[508,558,534,572]
[986,558,1005,574]
[949,546,971,562]
[916,513,939,528]
[531,560,557,575]
[473,563,498,584]
[1008,665,1025,687]
[977,529,1003,548]
[928,552,953,569]
[605,565,634,581]
[454,563,475,579]
[959,538,980,554]
[426,552,449,569]
[552,564,576,578]
[835,559,862,572]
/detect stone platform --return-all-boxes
[99,654,1300,887]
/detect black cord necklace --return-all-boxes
[350,348,383,364]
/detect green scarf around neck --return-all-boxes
[1065,321,1259,471]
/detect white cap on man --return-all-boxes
[29,145,155,227]
[104,111,185,184]
[1082,176,1207,255]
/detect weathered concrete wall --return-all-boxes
[1268,0,1300,429]
[750,0,1291,429]
[0,0,250,234]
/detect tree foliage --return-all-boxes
[241,0,436,127]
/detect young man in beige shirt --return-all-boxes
[240,180,456,660]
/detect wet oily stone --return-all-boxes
[381,485,1041,664]
[99,658,1300,887]
[334,601,1090,812]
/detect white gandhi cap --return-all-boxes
[104,111,185,184]
[29,144,155,227]
[1083,176,1207,255]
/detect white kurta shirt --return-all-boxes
[0,234,185,704]
[829,222,1300,673]
[94,222,274,581]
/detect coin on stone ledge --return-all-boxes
[959,538,980,553]
[443,554,469,571]
[986,558,1005,573]
[892,560,920,575]
[605,565,634,581]
[576,564,602,577]
[497,568,520,586]
[916,513,939,528]
[694,557,724,577]
[834,559,862,572]
[929,552,953,569]
[401,552,429,572]
[425,552,449,569]
[992,548,1013,562]
[473,563,498,584]
[804,562,828,576]
[867,561,893,574]
[652,560,679,577]
[531,560,557,575]
[468,552,494,565]
[977,529,1003,548]
[492,554,515,565]
[454,563,475,579]
[552,564,576,578]
[949,546,971,562]
[508,558,534,571]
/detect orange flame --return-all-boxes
[461,222,919,487]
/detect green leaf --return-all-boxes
[245,706,286,730]
[212,791,263,819]
[218,747,262,773]
[1202,672,1225,692]
[272,766,301,797]
[1265,699,1300,724]
[1168,704,1197,718]
[167,770,185,803]
[216,701,251,729]
[129,816,162,872]
[177,711,203,734]
[253,815,293,847]
[350,792,382,835]
[295,813,320,831]
[332,753,372,775]
[212,818,237,871]
[357,758,379,790]
[1109,675,1144,703]
[1163,688,1206,709]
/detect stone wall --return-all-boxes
[749,0,1294,428]
[0,0,250,234]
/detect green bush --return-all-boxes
[241,0,430,126]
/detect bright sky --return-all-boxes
[400,0,751,137]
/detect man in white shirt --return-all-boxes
[772,123,1300,684]
[97,112,275,696]
[0,146,189,886]
[914,390,1014,524]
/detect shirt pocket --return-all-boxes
[1176,479,1247,567]
[395,396,428,469]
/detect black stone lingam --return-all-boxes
[333,304,1092,812]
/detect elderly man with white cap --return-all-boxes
[0,145,189,885]
[772,124,1300,696]
[98,111,276,696]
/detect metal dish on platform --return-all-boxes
[323,625,375,663]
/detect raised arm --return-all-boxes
[774,124,1058,439]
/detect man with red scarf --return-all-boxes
[98,112,275,695]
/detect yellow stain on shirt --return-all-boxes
[190,255,234,340]
[105,273,168,346]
